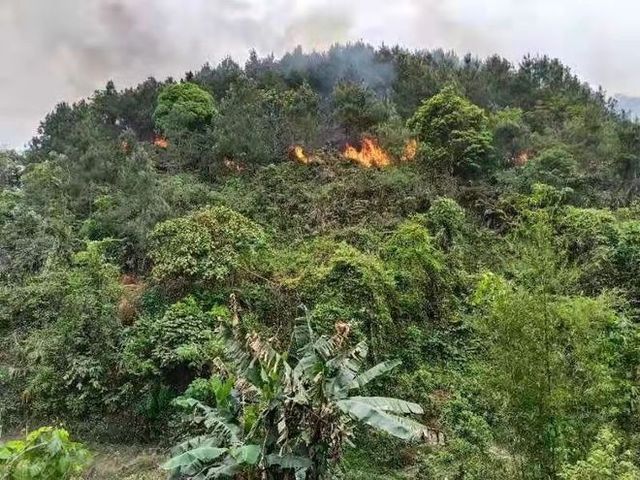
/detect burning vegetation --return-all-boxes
[402,139,418,162]
[288,137,419,169]
[289,145,310,164]
[154,136,169,148]
[343,137,391,168]
[513,149,532,166]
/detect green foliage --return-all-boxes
[490,107,530,164]
[332,82,391,138]
[123,296,221,379]
[613,220,640,298]
[19,242,123,416]
[0,150,22,189]
[556,207,618,258]
[383,216,446,320]
[3,43,640,479]
[525,147,579,188]
[407,85,493,175]
[551,206,619,293]
[426,197,467,249]
[212,80,321,167]
[154,82,216,137]
[164,315,432,479]
[614,120,640,202]
[472,243,637,479]
[0,427,91,479]
[560,427,640,480]
[293,241,395,356]
[183,376,235,407]
[149,206,266,285]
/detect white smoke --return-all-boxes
[1,0,640,147]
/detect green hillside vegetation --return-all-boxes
[1,43,639,479]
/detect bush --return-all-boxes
[426,197,467,249]
[123,296,221,381]
[524,147,579,188]
[153,82,216,137]
[383,216,446,320]
[554,207,619,293]
[149,206,267,286]
[613,220,640,298]
[20,242,123,417]
[0,427,91,479]
[332,82,391,138]
[407,85,493,176]
[560,427,640,479]
[293,241,395,356]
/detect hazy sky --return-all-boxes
[1,0,639,148]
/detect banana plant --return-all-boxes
[164,312,436,480]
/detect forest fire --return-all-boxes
[289,145,309,164]
[154,136,169,148]
[513,150,532,166]
[343,137,391,168]
[402,139,418,161]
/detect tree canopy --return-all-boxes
[1,43,639,480]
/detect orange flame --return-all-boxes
[402,139,418,162]
[513,150,531,166]
[154,136,169,149]
[289,145,310,164]
[343,137,391,168]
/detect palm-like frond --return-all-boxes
[168,312,436,479]
[174,397,240,445]
[348,359,402,390]
[163,434,230,478]
[292,313,315,355]
[336,396,430,441]
[346,396,423,414]
[266,454,312,472]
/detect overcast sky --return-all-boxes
[1,0,639,148]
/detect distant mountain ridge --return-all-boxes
[615,94,640,118]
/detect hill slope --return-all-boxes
[1,43,639,479]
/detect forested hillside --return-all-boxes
[1,43,640,479]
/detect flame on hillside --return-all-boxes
[289,145,310,164]
[402,139,418,161]
[154,136,169,149]
[513,150,532,166]
[343,137,391,168]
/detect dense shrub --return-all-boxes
[407,85,493,175]
[123,296,221,381]
[153,82,216,136]
[149,206,267,286]
[2,43,640,478]
[19,243,123,416]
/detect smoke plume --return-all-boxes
[1,0,639,147]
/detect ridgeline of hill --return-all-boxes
[1,43,640,480]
